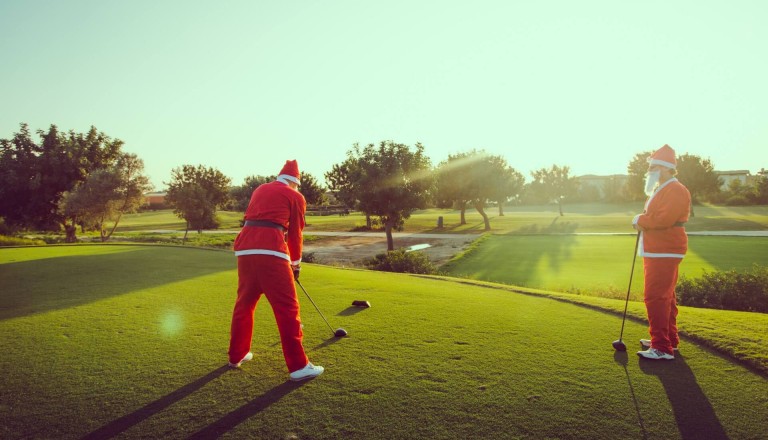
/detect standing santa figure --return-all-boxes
[228,159,324,381]
[633,145,691,360]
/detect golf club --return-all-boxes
[612,231,641,351]
[296,279,348,337]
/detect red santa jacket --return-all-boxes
[633,178,691,258]
[233,180,306,265]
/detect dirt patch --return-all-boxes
[303,235,477,268]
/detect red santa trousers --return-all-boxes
[642,257,681,354]
[229,254,309,373]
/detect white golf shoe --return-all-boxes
[640,339,678,351]
[289,362,324,381]
[637,347,675,360]
[228,352,253,368]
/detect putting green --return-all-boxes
[0,245,765,439]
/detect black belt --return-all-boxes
[243,220,285,232]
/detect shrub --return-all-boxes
[362,249,435,274]
[676,265,768,313]
[725,195,750,206]
[0,235,47,247]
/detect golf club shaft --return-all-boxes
[296,279,336,334]
[618,232,641,341]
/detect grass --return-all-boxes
[115,203,768,234]
[440,235,768,299]
[1,245,767,439]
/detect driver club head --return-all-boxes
[334,328,348,338]
[612,339,627,351]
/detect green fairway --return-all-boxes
[1,245,766,439]
[441,235,768,299]
[115,203,768,234]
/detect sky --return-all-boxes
[1,1,766,190]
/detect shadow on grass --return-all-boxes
[0,246,233,321]
[187,380,306,439]
[445,232,578,287]
[638,354,728,440]
[687,235,768,272]
[614,351,648,440]
[512,216,579,234]
[81,365,231,440]
[338,306,367,316]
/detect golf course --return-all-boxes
[1,204,767,439]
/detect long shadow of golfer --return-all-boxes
[613,351,648,440]
[187,380,306,439]
[638,354,728,440]
[80,365,230,440]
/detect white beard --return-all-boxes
[644,170,661,196]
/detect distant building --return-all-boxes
[143,191,167,209]
[715,170,750,190]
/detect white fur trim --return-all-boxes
[640,251,685,259]
[234,249,290,261]
[277,174,300,185]
[648,158,676,169]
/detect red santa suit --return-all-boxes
[633,145,691,355]
[228,160,310,373]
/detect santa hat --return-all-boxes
[648,144,677,169]
[277,160,301,185]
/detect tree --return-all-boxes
[626,151,653,202]
[228,175,275,212]
[330,141,433,251]
[602,175,628,203]
[165,165,231,237]
[0,123,125,235]
[434,151,474,225]
[325,161,357,209]
[300,173,326,206]
[528,165,579,216]
[489,157,525,216]
[676,154,721,214]
[326,157,374,227]
[752,176,768,204]
[436,150,522,230]
[61,154,152,242]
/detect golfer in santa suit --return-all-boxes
[633,145,691,360]
[228,159,324,381]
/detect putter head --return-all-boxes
[334,328,348,337]
[612,339,627,351]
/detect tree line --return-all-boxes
[2,124,766,246]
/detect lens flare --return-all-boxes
[160,311,184,337]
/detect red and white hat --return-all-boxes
[277,160,301,185]
[648,144,677,169]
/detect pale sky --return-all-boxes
[1,1,766,190]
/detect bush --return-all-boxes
[725,195,750,206]
[676,265,768,313]
[0,235,47,246]
[362,249,435,274]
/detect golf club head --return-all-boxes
[612,339,627,351]
[334,328,348,337]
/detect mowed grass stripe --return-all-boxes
[442,235,768,299]
[0,246,766,439]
